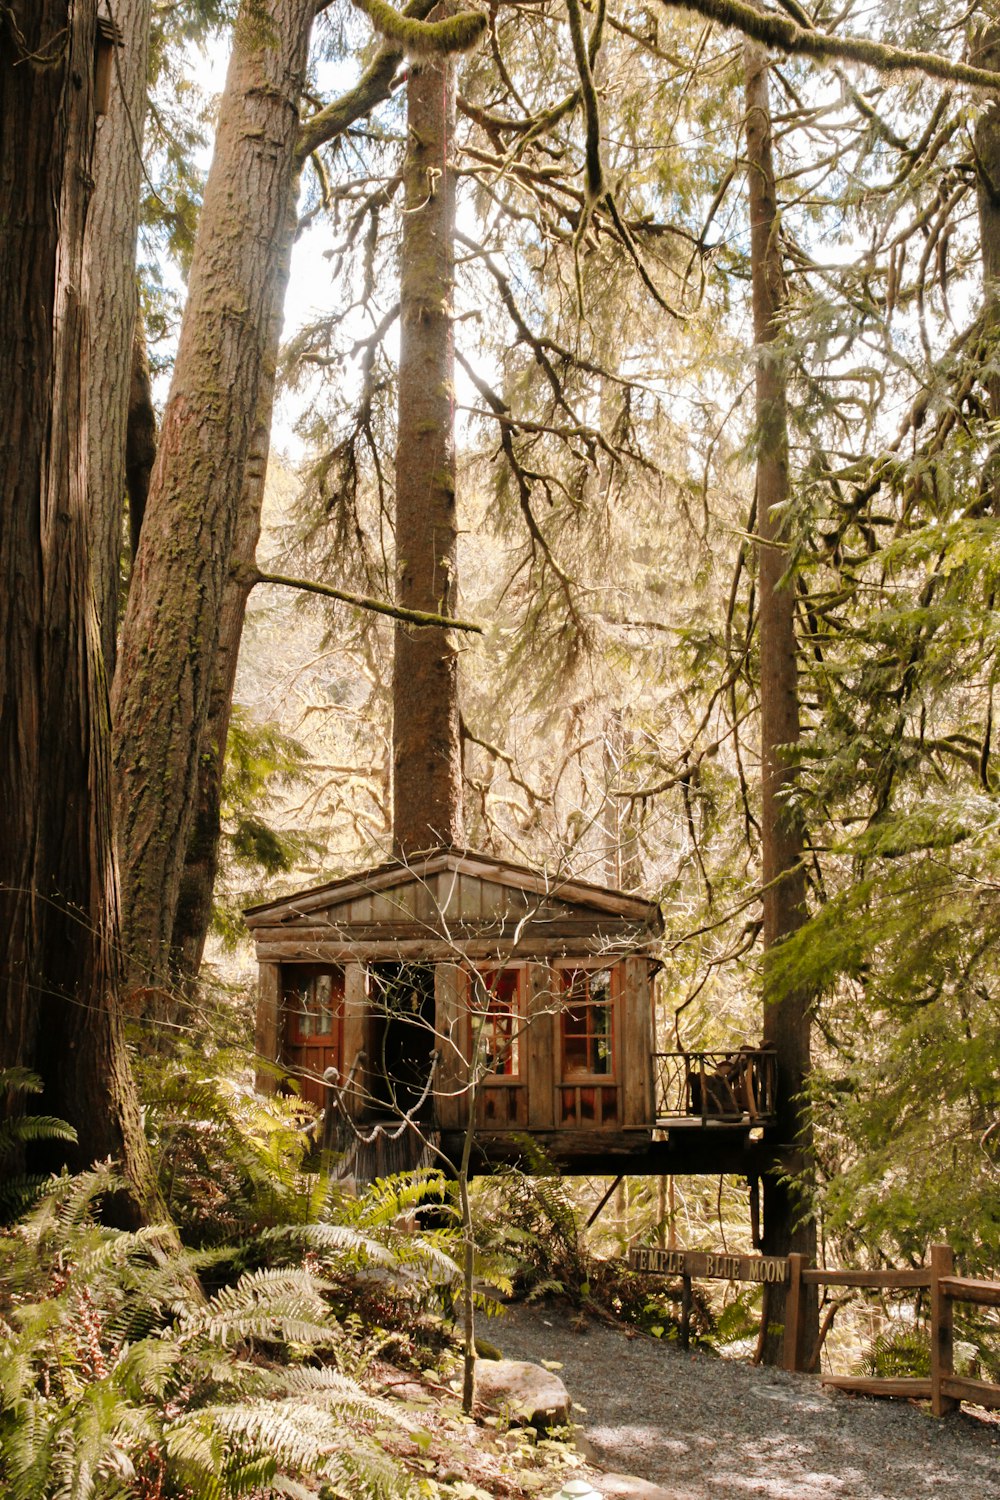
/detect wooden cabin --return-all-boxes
[246,848,778,1178]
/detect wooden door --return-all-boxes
[282,967,344,1108]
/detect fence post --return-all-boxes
[930,1242,957,1417]
[782,1253,807,1372]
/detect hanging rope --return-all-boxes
[322,1050,442,1185]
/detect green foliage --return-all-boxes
[0,1168,415,1500]
[862,1327,930,1380]
[0,1070,78,1227]
[212,707,318,948]
[142,1050,323,1244]
[473,1145,589,1305]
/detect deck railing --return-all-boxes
[654,1048,777,1125]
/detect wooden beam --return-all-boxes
[254,962,281,1093]
[341,964,367,1119]
[782,1252,808,1372]
[252,937,657,963]
[525,963,556,1129]
[940,1375,1000,1410]
[586,1174,623,1228]
[248,919,648,945]
[435,962,467,1130]
[938,1275,1000,1307]
[621,956,652,1127]
[801,1267,931,1289]
[822,1376,932,1399]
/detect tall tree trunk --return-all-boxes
[974,25,1000,512]
[111,0,316,1019]
[87,0,154,675]
[392,22,464,855]
[744,35,817,1364]
[168,19,443,986]
[0,0,158,1226]
[169,199,296,984]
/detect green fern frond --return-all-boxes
[0,1114,76,1159]
[258,1220,398,1269]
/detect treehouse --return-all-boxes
[247,848,778,1179]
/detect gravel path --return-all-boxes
[492,1300,1000,1500]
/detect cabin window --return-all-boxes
[560,967,615,1077]
[281,967,344,1108]
[467,966,521,1078]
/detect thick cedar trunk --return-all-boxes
[393,26,464,855]
[86,0,153,675]
[744,36,817,1363]
[0,0,158,1225]
[112,0,316,1016]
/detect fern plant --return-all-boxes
[0,1166,417,1499]
[140,1048,325,1246]
[0,1068,78,1226]
[473,1144,588,1304]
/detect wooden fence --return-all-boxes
[783,1243,1000,1416]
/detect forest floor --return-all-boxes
[487,1298,1000,1500]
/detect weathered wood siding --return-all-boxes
[435,962,467,1130]
[525,962,556,1129]
[342,963,367,1119]
[622,955,653,1127]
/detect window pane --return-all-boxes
[472,968,520,1076]
[560,969,614,1077]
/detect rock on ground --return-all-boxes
[475,1356,571,1428]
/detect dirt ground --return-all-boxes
[490,1299,1000,1500]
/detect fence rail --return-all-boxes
[784,1244,1000,1417]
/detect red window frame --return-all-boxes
[466,965,522,1079]
[558,966,617,1079]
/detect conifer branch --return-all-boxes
[296,0,437,164]
[251,570,483,632]
[352,0,486,58]
[656,0,1000,90]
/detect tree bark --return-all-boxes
[0,0,159,1226]
[393,19,464,855]
[86,0,154,676]
[744,35,817,1364]
[126,314,157,563]
[167,11,442,987]
[169,201,295,986]
[974,26,1000,512]
[111,0,317,1018]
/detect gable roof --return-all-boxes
[244,846,662,931]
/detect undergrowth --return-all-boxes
[0,1164,429,1499]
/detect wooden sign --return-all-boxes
[628,1246,789,1284]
